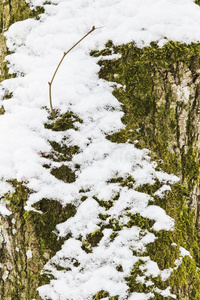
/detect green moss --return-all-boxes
[93,291,119,300]
[51,164,76,183]
[135,179,162,197]
[81,195,88,202]
[109,232,118,241]
[0,0,43,32]
[3,91,13,100]
[116,265,123,272]
[107,175,135,189]
[0,1,44,83]
[6,180,29,213]
[99,213,109,221]
[82,229,103,253]
[93,290,110,299]
[25,198,76,255]
[91,40,200,298]
[148,231,179,269]
[87,229,104,247]
[81,239,92,253]
[126,260,149,293]
[195,0,200,6]
[126,213,154,231]
[3,181,77,296]
[169,256,200,299]
[91,41,200,179]
[39,273,55,287]
[181,147,200,189]
[49,140,79,162]
[93,195,113,210]
[2,182,41,298]
[45,111,83,131]
[79,187,90,193]
[107,218,121,231]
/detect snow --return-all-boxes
[26,249,33,259]
[0,204,11,217]
[0,0,199,299]
[154,184,171,198]
[57,198,103,238]
[154,287,176,299]
[128,293,154,300]
[141,205,174,231]
[180,246,192,258]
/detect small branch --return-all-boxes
[48,26,100,119]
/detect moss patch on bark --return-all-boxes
[91,40,200,299]
[0,0,44,83]
[0,181,76,299]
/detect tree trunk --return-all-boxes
[0,2,48,299]
[0,1,200,299]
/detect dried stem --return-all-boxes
[48,26,99,119]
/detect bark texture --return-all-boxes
[0,0,43,81]
[0,2,48,299]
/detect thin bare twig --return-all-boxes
[48,26,101,119]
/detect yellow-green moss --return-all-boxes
[92,291,119,300]
[49,140,79,162]
[93,195,113,210]
[82,229,104,253]
[1,181,76,298]
[126,213,154,231]
[87,229,103,247]
[93,290,110,299]
[0,0,44,83]
[91,40,200,298]
[91,41,200,183]
[6,180,29,212]
[125,260,151,294]
[107,175,136,189]
[45,111,83,131]
[27,198,76,255]
[169,256,200,299]
[0,105,5,115]
[0,0,44,31]
[51,164,76,183]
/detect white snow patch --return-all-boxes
[154,287,176,299]
[154,184,171,198]
[26,249,33,259]
[180,246,192,258]
[141,205,174,231]
[0,204,11,217]
[12,229,16,235]
[128,292,154,300]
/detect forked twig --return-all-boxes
[48,25,103,119]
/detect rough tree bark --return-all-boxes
[0,2,48,299]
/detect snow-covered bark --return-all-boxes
[0,0,200,299]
